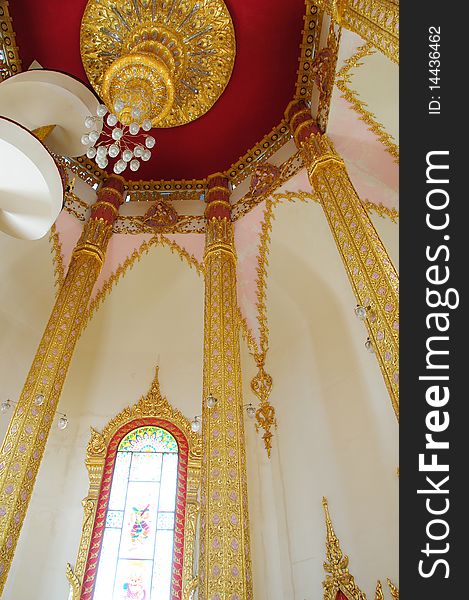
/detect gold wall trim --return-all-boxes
[364,201,399,223]
[0,0,22,81]
[49,224,66,294]
[83,234,204,328]
[66,367,202,600]
[335,42,399,164]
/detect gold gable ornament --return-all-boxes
[66,367,201,600]
[322,497,367,600]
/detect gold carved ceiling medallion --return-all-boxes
[80,0,235,127]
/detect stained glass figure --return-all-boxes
[93,426,179,600]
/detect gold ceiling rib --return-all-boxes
[0,0,22,81]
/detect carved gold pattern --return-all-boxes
[0,215,116,594]
[335,42,399,163]
[67,367,201,599]
[81,0,235,128]
[315,20,341,132]
[322,497,367,600]
[199,215,253,599]
[0,1,22,81]
[320,0,399,64]
[252,359,276,458]
[387,578,399,600]
[374,581,384,600]
[363,201,398,223]
[301,134,399,419]
[295,1,324,101]
[49,223,66,294]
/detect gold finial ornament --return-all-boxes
[80,0,235,127]
[322,497,367,600]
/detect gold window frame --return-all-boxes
[66,368,201,600]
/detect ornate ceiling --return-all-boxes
[9,0,307,181]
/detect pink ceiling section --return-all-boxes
[88,232,154,305]
[235,201,267,347]
[328,95,398,210]
[165,233,205,265]
[328,30,398,211]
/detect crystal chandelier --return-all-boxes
[82,102,155,174]
[79,0,235,175]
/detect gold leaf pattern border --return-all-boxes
[335,42,399,164]
[49,223,65,293]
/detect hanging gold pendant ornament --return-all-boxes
[80,0,236,128]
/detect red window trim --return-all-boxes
[80,417,189,600]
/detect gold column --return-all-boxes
[286,101,399,419]
[320,0,399,64]
[198,174,253,600]
[0,176,126,593]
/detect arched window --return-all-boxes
[67,373,201,600]
[93,424,181,599]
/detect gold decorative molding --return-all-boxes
[49,224,66,294]
[320,0,398,64]
[387,578,399,600]
[295,1,324,101]
[81,0,235,128]
[374,580,384,600]
[335,42,399,163]
[364,201,399,223]
[199,214,253,599]
[0,0,22,81]
[67,367,202,600]
[322,497,367,600]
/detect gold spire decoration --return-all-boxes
[322,497,367,600]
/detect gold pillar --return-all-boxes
[321,0,399,64]
[0,176,126,593]
[198,174,253,600]
[286,101,399,419]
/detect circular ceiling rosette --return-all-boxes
[80,0,236,128]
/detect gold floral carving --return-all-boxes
[363,201,398,223]
[251,359,277,458]
[49,223,66,294]
[322,497,367,600]
[199,216,253,599]
[0,215,116,594]
[301,134,399,419]
[81,0,235,128]
[387,578,399,600]
[335,42,399,163]
[320,0,398,64]
[374,581,384,600]
[67,367,201,599]
[0,0,22,81]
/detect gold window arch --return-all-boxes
[67,369,201,600]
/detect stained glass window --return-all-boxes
[93,426,180,600]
